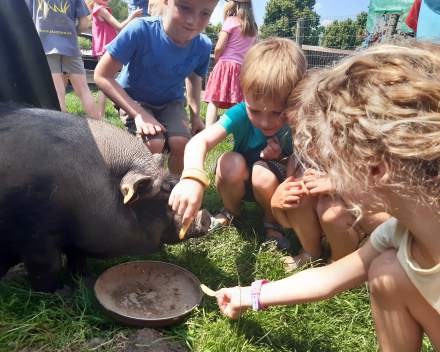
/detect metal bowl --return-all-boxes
[94,261,203,327]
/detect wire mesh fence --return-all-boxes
[202,13,411,88]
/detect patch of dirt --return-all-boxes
[123,328,189,352]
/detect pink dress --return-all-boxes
[92,5,117,57]
[203,16,257,109]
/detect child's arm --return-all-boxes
[216,241,381,319]
[186,72,205,136]
[76,15,89,35]
[94,53,166,135]
[169,124,229,224]
[214,31,230,63]
[97,7,143,32]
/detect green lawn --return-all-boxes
[0,92,435,351]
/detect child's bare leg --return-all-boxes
[252,165,284,239]
[98,91,107,119]
[318,196,390,261]
[168,136,190,175]
[68,73,100,120]
[317,195,360,261]
[215,152,249,225]
[206,101,220,128]
[62,74,68,89]
[51,73,67,112]
[369,249,440,351]
[284,193,323,259]
[143,138,164,155]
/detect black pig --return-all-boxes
[0,103,210,292]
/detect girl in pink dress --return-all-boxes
[85,0,142,118]
[203,0,258,127]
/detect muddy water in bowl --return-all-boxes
[94,261,203,327]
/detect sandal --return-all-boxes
[280,248,319,273]
[263,222,291,250]
[209,203,245,232]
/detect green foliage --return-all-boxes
[320,12,368,50]
[78,36,92,49]
[205,22,223,35]
[259,0,322,46]
[107,0,129,22]
[262,0,316,24]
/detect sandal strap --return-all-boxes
[263,222,286,234]
[266,236,291,250]
[299,248,318,262]
[219,208,237,221]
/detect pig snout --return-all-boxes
[176,209,211,240]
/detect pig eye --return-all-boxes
[161,183,171,191]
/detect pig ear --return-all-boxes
[121,175,153,204]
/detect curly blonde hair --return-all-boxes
[287,40,440,215]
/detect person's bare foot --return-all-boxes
[213,213,230,226]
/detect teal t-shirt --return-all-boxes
[217,102,293,166]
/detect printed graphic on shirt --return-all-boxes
[173,54,206,76]
[136,49,164,88]
[38,0,71,14]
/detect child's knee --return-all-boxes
[252,165,278,191]
[368,249,410,299]
[317,196,349,226]
[216,152,247,183]
[144,138,164,154]
[168,136,189,155]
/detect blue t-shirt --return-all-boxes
[218,103,293,166]
[417,0,440,40]
[25,0,90,57]
[105,16,212,106]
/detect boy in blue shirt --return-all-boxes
[169,38,307,249]
[95,0,219,174]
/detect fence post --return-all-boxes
[296,18,304,47]
[385,14,400,39]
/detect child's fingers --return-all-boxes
[270,135,280,144]
[267,138,280,149]
[182,205,194,226]
[168,189,175,207]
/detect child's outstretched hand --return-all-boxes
[216,286,251,319]
[302,169,334,195]
[271,176,305,209]
[134,112,166,136]
[260,136,282,160]
[129,7,143,19]
[169,178,205,225]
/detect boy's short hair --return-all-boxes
[240,37,307,106]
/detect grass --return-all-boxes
[78,37,92,49]
[0,92,435,351]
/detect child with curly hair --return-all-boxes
[215,40,440,351]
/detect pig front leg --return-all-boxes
[23,237,63,293]
[24,250,62,293]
